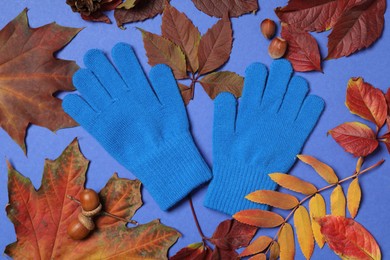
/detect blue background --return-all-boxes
[1,0,390,259]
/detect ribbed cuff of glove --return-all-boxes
[204,163,276,215]
[132,134,212,211]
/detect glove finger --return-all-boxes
[111,43,160,109]
[62,94,96,128]
[279,76,309,119]
[214,92,237,139]
[83,49,128,98]
[73,69,112,112]
[261,59,293,111]
[295,95,325,135]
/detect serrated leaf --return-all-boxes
[297,155,338,184]
[278,223,295,260]
[162,4,200,73]
[140,29,187,79]
[249,253,266,260]
[115,0,166,27]
[191,0,258,18]
[170,242,207,260]
[328,122,378,157]
[309,194,326,248]
[269,242,280,260]
[326,0,385,59]
[199,71,243,99]
[318,216,381,260]
[117,0,139,9]
[197,15,232,75]
[294,206,314,260]
[347,178,361,218]
[331,184,346,217]
[345,77,387,127]
[178,83,193,105]
[239,236,272,257]
[246,190,299,210]
[233,209,284,228]
[281,24,322,72]
[0,9,79,153]
[269,173,317,195]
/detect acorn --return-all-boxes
[261,19,276,39]
[67,213,95,240]
[79,189,100,211]
[268,37,287,59]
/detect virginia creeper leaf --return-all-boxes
[326,0,386,59]
[199,71,243,99]
[170,242,209,260]
[233,209,284,228]
[0,9,79,153]
[162,4,201,73]
[278,223,295,260]
[281,24,322,72]
[269,173,318,195]
[191,0,258,18]
[309,194,326,248]
[294,206,314,260]
[331,184,346,217]
[246,190,299,210]
[197,15,232,75]
[269,242,280,260]
[5,139,180,259]
[318,216,381,260]
[347,177,361,218]
[328,122,378,157]
[345,77,387,127]
[297,155,338,184]
[239,236,272,257]
[140,29,187,79]
[178,83,193,105]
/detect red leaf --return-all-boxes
[379,132,390,154]
[171,242,210,260]
[191,0,258,18]
[281,24,322,72]
[318,216,381,260]
[326,0,385,59]
[328,122,378,157]
[345,77,387,127]
[210,247,238,260]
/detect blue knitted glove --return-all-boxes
[204,59,324,215]
[62,43,211,211]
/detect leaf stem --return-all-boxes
[189,196,209,242]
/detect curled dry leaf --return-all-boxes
[318,216,381,260]
[199,71,243,99]
[294,206,314,260]
[328,122,379,157]
[246,190,299,210]
[278,223,295,260]
[309,194,326,248]
[233,209,284,228]
[115,0,166,27]
[67,0,122,24]
[191,0,258,18]
[269,173,317,195]
[239,236,272,257]
[269,241,280,260]
[297,155,338,184]
[346,77,387,127]
[330,184,346,217]
[347,178,362,218]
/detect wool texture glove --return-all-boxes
[62,43,211,211]
[204,59,324,215]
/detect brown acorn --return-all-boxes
[67,214,95,240]
[261,19,276,39]
[79,189,100,211]
[268,37,287,59]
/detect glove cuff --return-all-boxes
[132,133,212,211]
[204,162,276,215]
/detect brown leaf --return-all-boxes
[0,9,79,153]
[117,0,140,9]
[294,206,314,260]
[269,173,318,195]
[239,236,272,257]
[309,194,326,248]
[281,24,322,72]
[249,253,266,260]
[197,15,232,75]
[115,0,166,27]
[318,216,381,260]
[199,71,243,99]
[80,0,122,24]
[210,247,238,260]
[191,0,258,18]
[326,0,385,59]
[328,122,379,157]
[345,77,387,127]
[4,139,180,259]
[269,242,280,260]
[162,4,201,73]
[233,209,284,228]
[331,184,346,217]
[347,178,361,218]
[278,223,295,260]
[139,29,187,79]
[171,242,208,260]
[246,190,299,210]
[297,155,338,184]
[178,83,193,105]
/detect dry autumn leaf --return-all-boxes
[246,190,299,210]
[239,236,272,257]
[297,155,338,184]
[318,216,381,260]
[330,184,346,217]
[233,209,284,228]
[380,132,390,154]
[269,173,318,195]
[115,0,166,27]
[67,0,122,24]
[269,242,280,260]
[0,9,78,153]
[117,0,140,9]
[309,194,326,248]
[199,71,243,99]
[191,0,258,18]
[278,223,295,260]
[5,139,180,259]
[178,83,193,105]
[329,122,379,157]
[347,178,362,218]
[170,242,208,260]
[249,253,266,260]
[294,206,314,260]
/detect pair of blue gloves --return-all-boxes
[63,43,324,215]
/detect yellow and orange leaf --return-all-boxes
[269,242,280,260]
[294,206,314,260]
[347,178,362,218]
[278,223,295,260]
[309,194,326,248]
[249,253,266,260]
[233,209,284,228]
[297,155,338,184]
[239,236,272,257]
[269,173,317,195]
[331,184,346,217]
[246,190,299,210]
